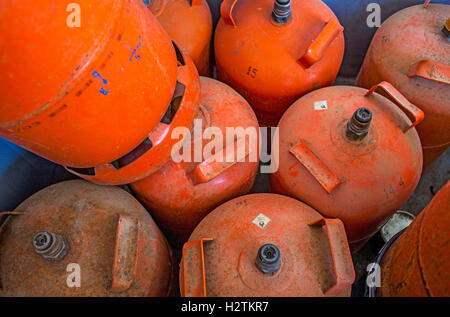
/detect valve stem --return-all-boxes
[272,0,291,24]
[346,108,373,141]
[32,231,69,260]
[255,244,281,274]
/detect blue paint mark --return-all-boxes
[92,71,108,85]
[92,71,110,96]
[129,36,143,62]
[99,87,110,95]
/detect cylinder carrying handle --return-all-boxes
[289,140,341,194]
[365,81,424,133]
[309,218,355,295]
[180,238,214,297]
[407,60,450,86]
[299,18,343,68]
[190,138,252,184]
[110,215,140,292]
[221,0,239,27]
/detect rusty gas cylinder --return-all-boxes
[0,180,177,296]
[179,194,355,296]
[270,82,424,252]
[377,180,450,296]
[356,3,450,170]
[145,0,213,76]
[0,0,199,184]
[214,0,344,126]
[130,77,260,246]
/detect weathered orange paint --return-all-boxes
[147,0,213,76]
[214,0,344,126]
[65,48,201,185]
[130,77,259,246]
[270,83,423,252]
[379,180,450,296]
[0,180,177,296]
[356,4,450,170]
[0,0,185,169]
[179,194,355,296]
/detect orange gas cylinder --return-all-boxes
[270,82,424,252]
[65,46,200,185]
[377,180,450,297]
[130,77,260,246]
[145,0,213,76]
[214,0,344,126]
[179,194,355,296]
[0,180,177,297]
[0,0,199,181]
[356,3,450,170]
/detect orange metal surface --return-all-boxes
[379,181,450,297]
[270,83,423,251]
[214,0,344,126]
[147,0,213,76]
[179,194,355,297]
[65,47,201,185]
[356,4,450,170]
[130,77,259,245]
[0,180,177,296]
[0,0,179,168]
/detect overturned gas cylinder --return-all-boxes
[145,0,213,76]
[0,0,200,185]
[377,180,450,297]
[179,194,355,296]
[65,45,200,185]
[130,77,260,246]
[357,3,450,170]
[214,0,344,126]
[270,82,424,252]
[0,180,177,297]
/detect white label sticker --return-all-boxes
[252,213,271,230]
[314,100,328,110]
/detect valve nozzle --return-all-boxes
[33,231,69,260]
[346,108,373,141]
[272,0,291,24]
[255,244,281,274]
